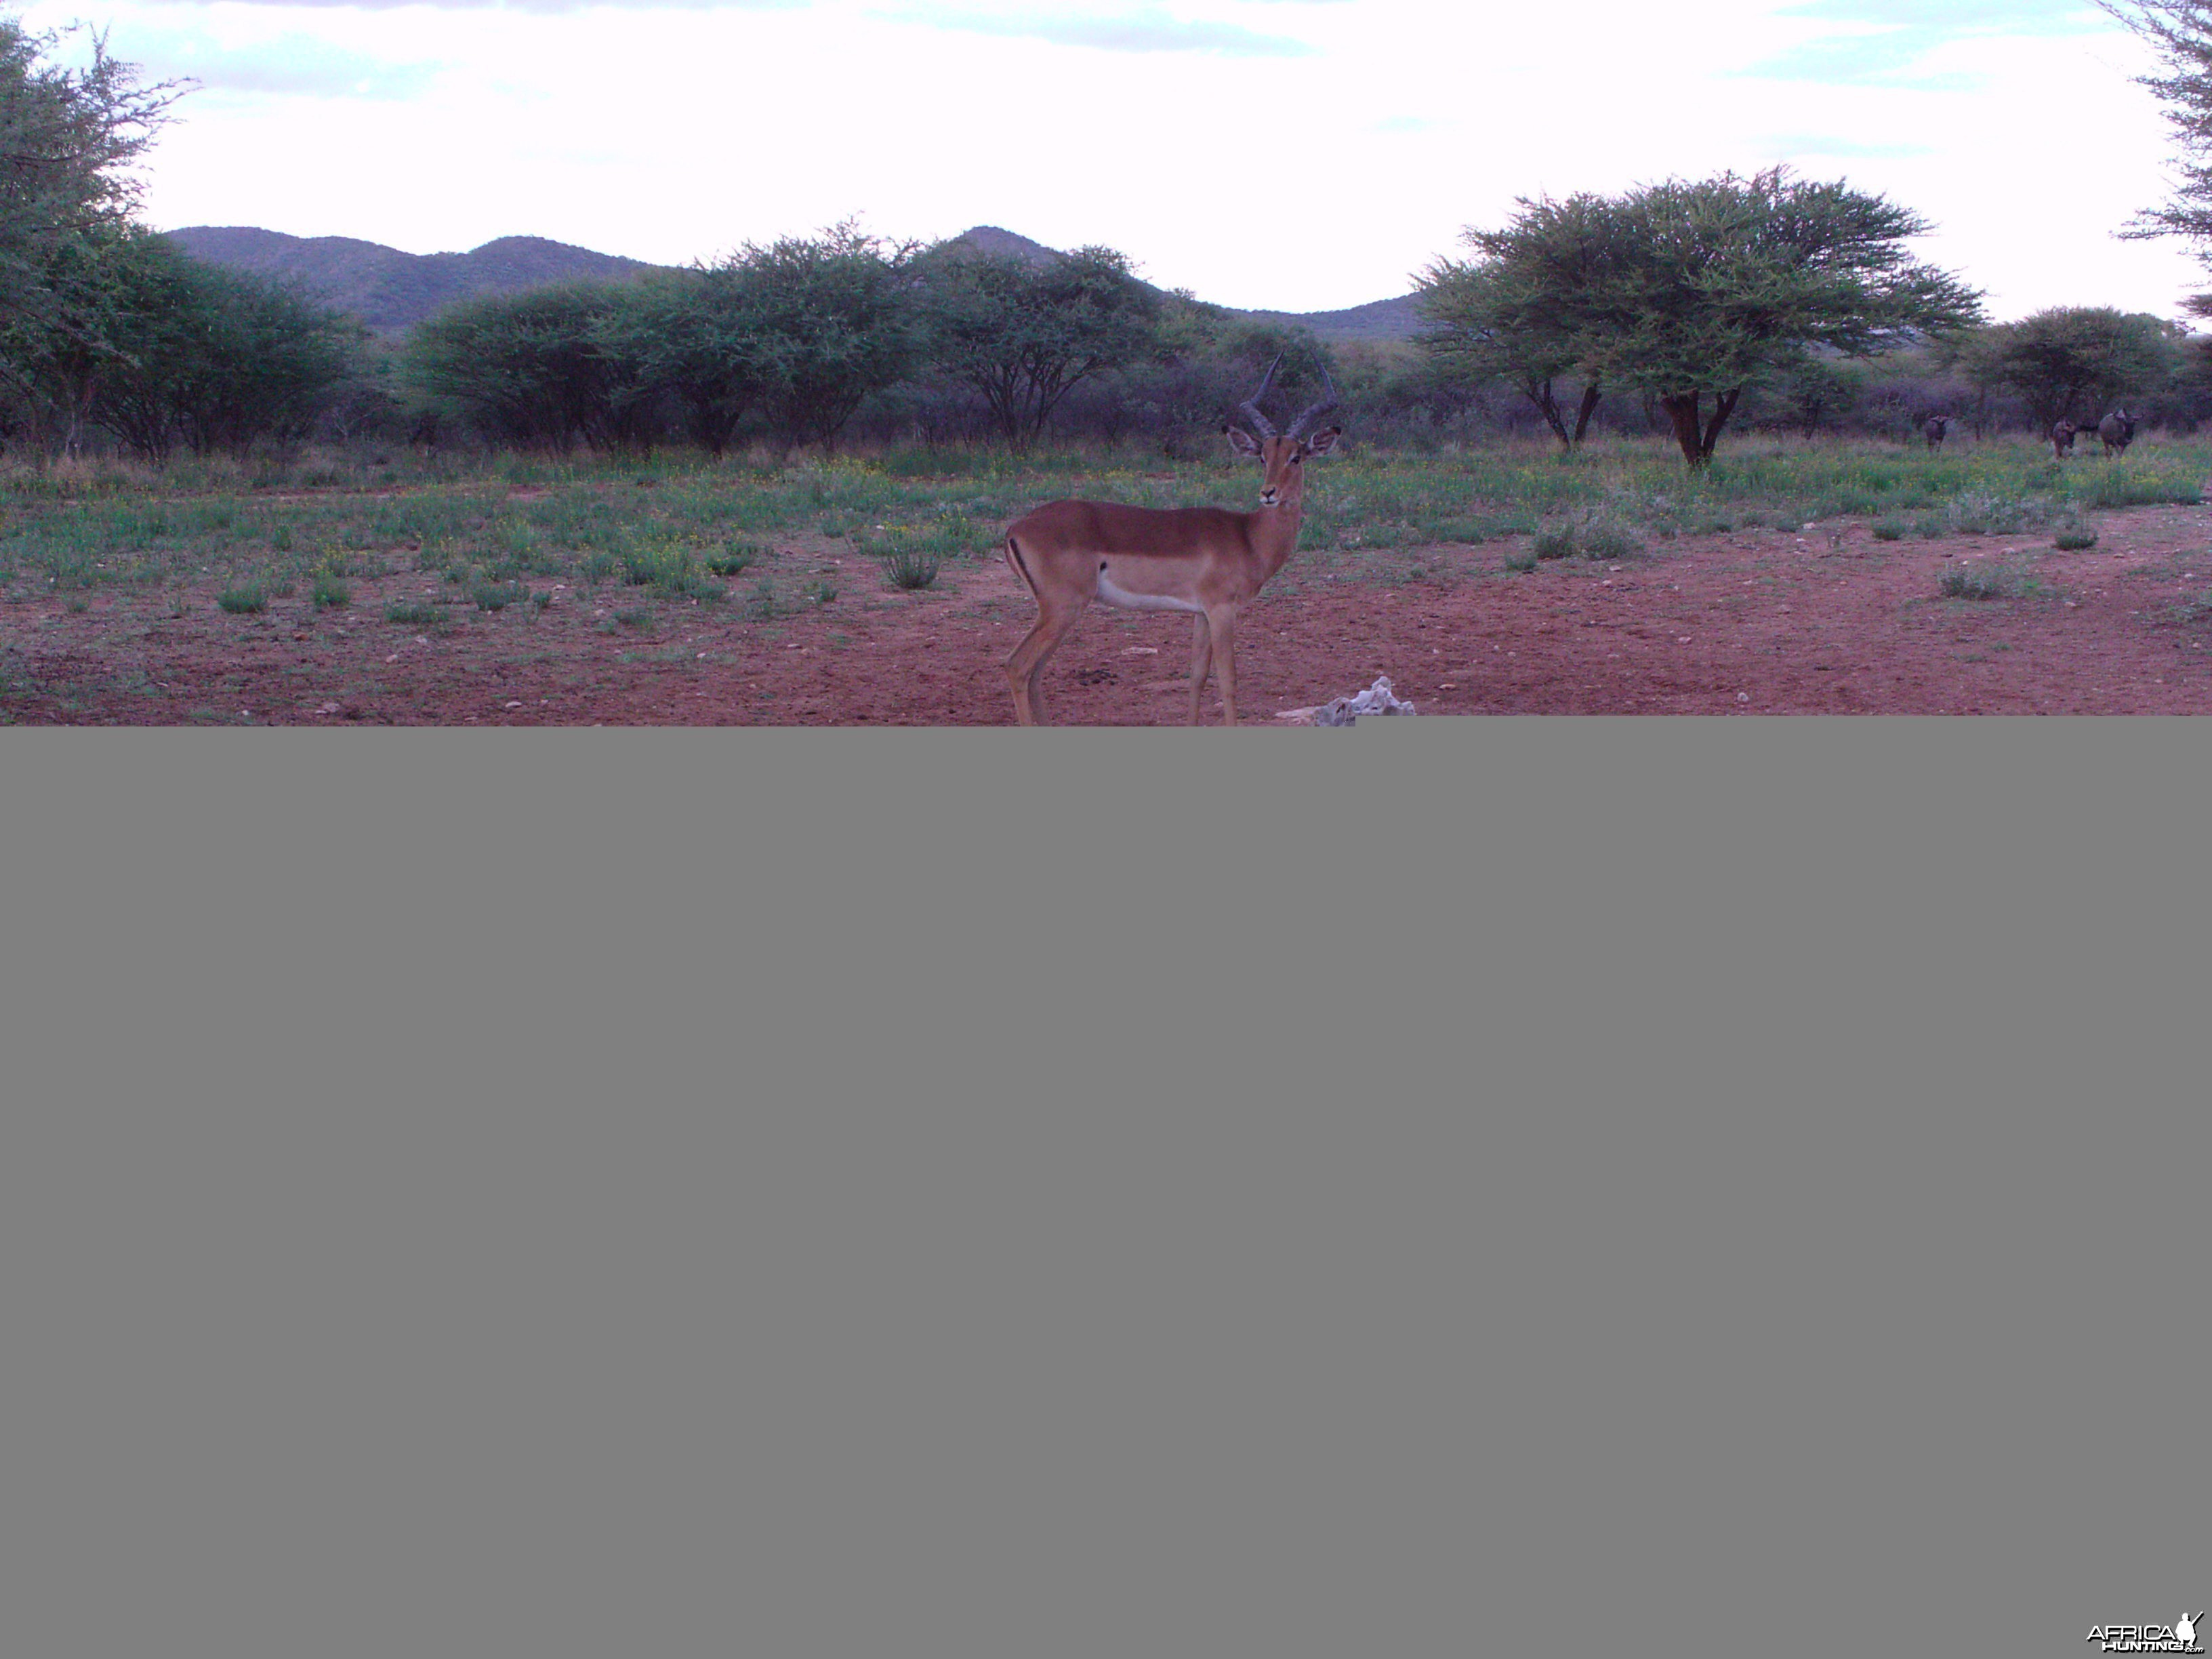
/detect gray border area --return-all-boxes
[3,721,2207,1659]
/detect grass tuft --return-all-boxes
[881,544,941,589]
[1938,563,2011,600]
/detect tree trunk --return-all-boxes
[1701,388,1740,459]
[1660,393,1704,468]
[1660,388,1742,468]
[1572,382,1603,445]
[1521,376,1572,450]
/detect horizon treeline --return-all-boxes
[7,18,2212,469]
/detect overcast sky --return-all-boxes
[25,0,2212,319]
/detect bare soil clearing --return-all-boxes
[7,507,2212,722]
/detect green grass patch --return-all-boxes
[474,580,529,611]
[218,585,268,615]
[880,544,941,589]
[1938,563,2011,600]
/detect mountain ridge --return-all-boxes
[161,223,1424,342]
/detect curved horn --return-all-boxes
[1287,366,1340,441]
[1238,356,1282,439]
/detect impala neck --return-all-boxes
[1250,460,1310,575]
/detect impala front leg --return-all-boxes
[1206,606,1239,726]
[1186,613,1213,726]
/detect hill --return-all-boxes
[161,228,663,333]
[162,223,1425,342]
[938,226,1425,342]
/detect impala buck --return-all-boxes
[999,360,1341,726]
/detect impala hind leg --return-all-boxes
[1186,613,1214,725]
[1004,607,1081,726]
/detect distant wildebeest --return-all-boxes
[1923,415,1951,450]
[2051,419,2077,459]
[2098,409,2136,456]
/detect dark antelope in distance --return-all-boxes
[1923,415,1951,450]
[999,359,1342,726]
[2099,409,2136,455]
[2052,419,2077,459]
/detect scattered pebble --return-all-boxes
[504,701,522,709]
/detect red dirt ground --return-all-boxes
[7,506,2212,722]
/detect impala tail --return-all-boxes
[1003,531,1040,600]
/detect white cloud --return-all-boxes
[25,0,2208,319]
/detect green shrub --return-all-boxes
[474,580,529,611]
[1532,510,1642,561]
[882,545,941,589]
[614,607,654,628]
[802,577,837,607]
[384,600,443,626]
[580,550,618,583]
[1871,518,1907,541]
[706,543,760,577]
[312,573,351,609]
[618,539,691,587]
[1503,548,1538,573]
[663,571,728,604]
[1938,563,2010,600]
[218,585,268,614]
[2053,528,2099,551]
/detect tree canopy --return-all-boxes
[0,20,182,335]
[2102,1,2212,262]
[1416,192,1612,450]
[914,243,1159,447]
[1944,307,2179,429]
[717,220,922,455]
[1421,168,1984,466]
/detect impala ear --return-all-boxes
[1224,424,1263,457]
[1303,426,1343,457]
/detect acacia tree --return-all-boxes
[915,243,1159,448]
[407,283,657,452]
[593,268,762,455]
[0,21,183,329]
[1430,169,1984,468]
[1944,308,2178,429]
[1416,194,1612,450]
[2102,3,2212,258]
[719,220,920,456]
[0,21,186,455]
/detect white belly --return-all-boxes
[1096,571,1205,615]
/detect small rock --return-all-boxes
[504,701,522,709]
[1738,692,1751,703]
